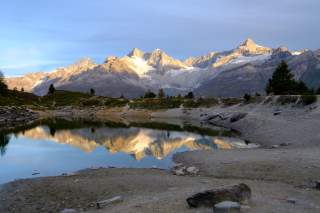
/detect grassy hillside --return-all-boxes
[0,89,318,109]
[0,90,40,106]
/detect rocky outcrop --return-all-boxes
[0,107,38,129]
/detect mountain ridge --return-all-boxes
[5,38,320,98]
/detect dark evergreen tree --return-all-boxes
[0,71,8,95]
[243,93,251,102]
[184,91,194,99]
[266,61,310,95]
[90,88,95,96]
[0,133,10,156]
[158,88,165,98]
[48,84,56,95]
[144,90,156,98]
[295,81,310,95]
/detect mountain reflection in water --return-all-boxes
[0,119,257,184]
[20,125,248,160]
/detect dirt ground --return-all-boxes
[0,168,319,213]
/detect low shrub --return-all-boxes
[129,98,182,109]
[80,98,102,106]
[299,95,317,106]
[277,96,299,105]
[243,94,251,102]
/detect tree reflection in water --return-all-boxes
[0,132,10,156]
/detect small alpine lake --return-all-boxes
[0,119,258,184]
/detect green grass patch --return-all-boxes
[40,90,92,107]
[0,90,40,106]
[104,98,128,108]
[299,95,317,106]
[129,98,182,109]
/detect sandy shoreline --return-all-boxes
[1,99,320,212]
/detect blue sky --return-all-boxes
[1,0,319,76]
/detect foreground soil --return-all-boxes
[0,168,319,213]
[1,99,320,212]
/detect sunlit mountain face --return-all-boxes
[0,119,258,183]
[6,38,320,98]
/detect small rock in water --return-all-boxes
[213,201,241,213]
[60,209,77,213]
[32,172,40,176]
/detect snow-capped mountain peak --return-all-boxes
[128,48,145,58]
[5,38,320,98]
[236,38,272,55]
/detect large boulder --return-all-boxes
[186,183,251,208]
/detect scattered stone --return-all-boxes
[279,143,291,147]
[230,113,247,123]
[60,209,77,213]
[186,183,251,208]
[96,196,123,209]
[287,198,297,204]
[240,205,251,211]
[172,167,186,176]
[271,142,291,149]
[213,201,241,213]
[61,172,76,177]
[171,164,199,176]
[186,166,200,175]
[273,110,282,116]
[0,107,38,128]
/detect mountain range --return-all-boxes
[6,38,320,98]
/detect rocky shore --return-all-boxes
[0,107,38,129]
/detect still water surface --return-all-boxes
[0,119,257,184]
